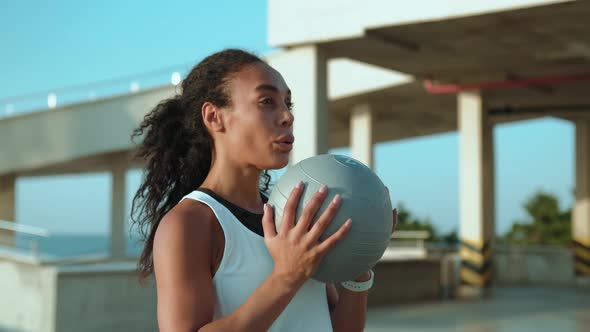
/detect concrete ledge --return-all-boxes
[0,258,156,332]
[55,268,157,332]
[495,245,575,286]
[1,252,446,330]
[369,258,442,306]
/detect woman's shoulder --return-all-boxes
[162,198,217,231]
[154,198,222,260]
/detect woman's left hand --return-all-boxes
[352,208,398,282]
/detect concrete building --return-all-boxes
[266,0,590,293]
[1,0,590,330]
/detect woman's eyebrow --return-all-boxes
[255,84,291,96]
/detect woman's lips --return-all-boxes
[275,134,294,152]
[275,141,293,152]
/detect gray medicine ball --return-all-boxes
[268,154,392,283]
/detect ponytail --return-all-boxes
[130,49,269,281]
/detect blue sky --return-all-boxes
[3,1,574,236]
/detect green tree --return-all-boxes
[502,191,571,246]
[395,202,438,240]
[441,229,459,245]
[394,202,458,244]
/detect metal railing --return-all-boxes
[0,221,431,264]
[0,62,192,118]
[0,219,50,257]
[0,218,149,263]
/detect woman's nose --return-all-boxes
[279,108,294,127]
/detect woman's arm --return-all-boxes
[153,203,220,332]
[155,203,306,332]
[200,270,305,332]
[155,183,350,332]
[328,208,398,332]
[327,272,370,332]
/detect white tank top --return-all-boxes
[181,190,333,331]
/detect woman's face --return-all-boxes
[221,62,294,170]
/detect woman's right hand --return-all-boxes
[262,181,351,288]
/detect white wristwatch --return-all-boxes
[340,270,374,292]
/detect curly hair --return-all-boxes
[130,49,271,280]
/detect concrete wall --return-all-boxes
[6,247,575,330]
[0,258,157,332]
[1,255,449,331]
[55,262,157,332]
[0,260,56,332]
[369,259,442,306]
[495,245,574,286]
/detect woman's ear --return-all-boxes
[202,102,225,132]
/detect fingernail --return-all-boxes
[345,219,352,227]
[295,181,303,189]
[319,185,327,193]
[332,194,341,204]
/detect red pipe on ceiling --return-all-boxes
[423,72,590,94]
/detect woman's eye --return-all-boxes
[260,98,274,106]
[286,101,294,111]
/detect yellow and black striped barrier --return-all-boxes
[573,238,590,277]
[460,239,492,288]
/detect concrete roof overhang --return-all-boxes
[322,1,590,147]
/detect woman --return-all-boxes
[131,49,396,331]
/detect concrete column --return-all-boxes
[267,46,328,163]
[0,175,16,246]
[573,120,590,278]
[458,90,495,295]
[350,103,375,169]
[110,157,128,260]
